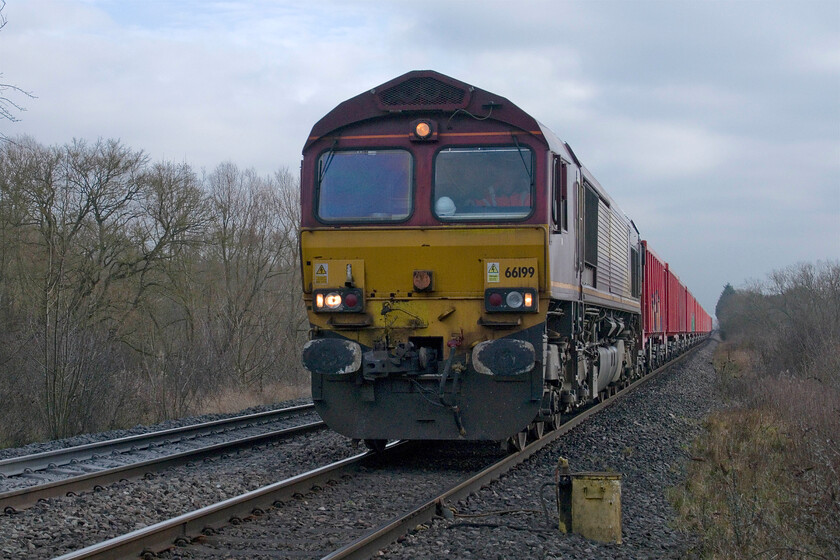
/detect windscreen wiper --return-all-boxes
[511,133,533,185]
[318,138,339,184]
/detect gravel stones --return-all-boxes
[1,416,356,559]
[1,342,718,559]
[379,340,718,559]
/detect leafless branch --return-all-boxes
[0,1,37,136]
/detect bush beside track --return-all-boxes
[670,262,840,559]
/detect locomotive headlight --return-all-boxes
[506,291,524,308]
[313,288,364,313]
[415,121,431,138]
[523,292,533,308]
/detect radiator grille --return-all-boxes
[378,77,466,109]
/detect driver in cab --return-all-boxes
[472,167,530,208]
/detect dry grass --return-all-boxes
[712,342,752,379]
[198,381,312,415]
[670,343,840,559]
[671,406,797,558]
[711,341,754,404]
[676,264,840,558]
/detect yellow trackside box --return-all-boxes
[569,472,622,544]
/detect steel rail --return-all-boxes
[51,338,708,560]
[52,442,408,560]
[321,339,709,560]
[0,403,315,478]
[0,421,326,514]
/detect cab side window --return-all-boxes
[583,182,599,267]
[552,157,568,232]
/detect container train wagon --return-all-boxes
[642,241,712,370]
[299,70,711,450]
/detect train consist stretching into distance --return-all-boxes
[299,71,712,451]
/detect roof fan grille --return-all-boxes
[379,77,465,108]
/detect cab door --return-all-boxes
[548,155,578,302]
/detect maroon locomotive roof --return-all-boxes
[304,70,545,150]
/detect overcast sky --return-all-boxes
[2,0,838,314]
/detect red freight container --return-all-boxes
[666,266,683,336]
[694,296,705,333]
[643,242,712,340]
[699,302,712,332]
[686,292,696,332]
[694,305,700,332]
[642,241,667,341]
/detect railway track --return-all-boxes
[49,340,707,560]
[325,342,704,560]
[0,404,323,513]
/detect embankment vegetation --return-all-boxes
[671,262,840,559]
[0,136,308,446]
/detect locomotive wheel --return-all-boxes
[363,439,387,453]
[509,430,528,452]
[547,413,562,431]
[529,421,545,440]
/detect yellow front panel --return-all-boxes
[301,226,549,347]
[302,227,546,295]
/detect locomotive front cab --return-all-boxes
[299,71,555,443]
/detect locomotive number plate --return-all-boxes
[484,258,539,289]
[503,265,536,279]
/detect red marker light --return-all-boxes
[489,292,503,307]
[344,292,359,308]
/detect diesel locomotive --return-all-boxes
[299,70,711,450]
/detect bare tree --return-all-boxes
[205,163,290,388]
[127,161,212,421]
[0,136,309,441]
[270,167,309,385]
[0,1,36,137]
[18,139,150,437]
[0,138,215,437]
